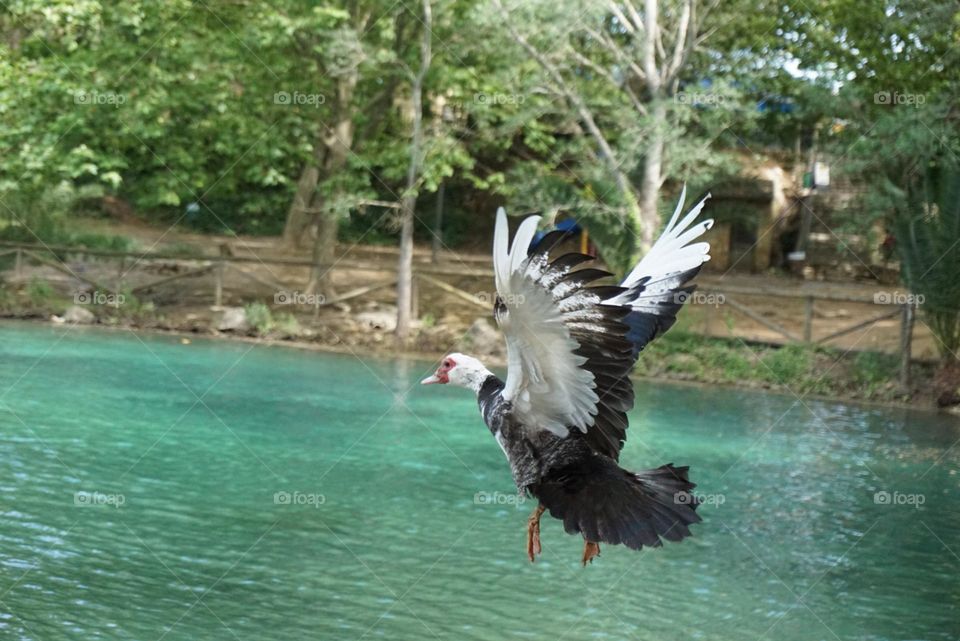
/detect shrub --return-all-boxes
[245,302,274,335]
[894,164,960,362]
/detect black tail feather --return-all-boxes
[536,459,700,551]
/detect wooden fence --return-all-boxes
[0,240,490,308]
[0,240,919,385]
[700,284,916,387]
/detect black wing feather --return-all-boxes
[522,238,638,459]
[623,265,703,358]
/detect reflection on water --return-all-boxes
[0,322,957,640]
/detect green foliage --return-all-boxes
[162,242,207,258]
[26,279,55,306]
[1,0,957,283]
[20,278,68,314]
[0,285,13,309]
[66,232,132,251]
[0,182,76,243]
[894,164,960,360]
[114,289,145,320]
[636,329,819,388]
[273,312,301,336]
[852,351,898,387]
[764,344,815,382]
[244,302,274,336]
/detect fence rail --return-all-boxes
[0,240,919,386]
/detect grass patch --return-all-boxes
[635,329,905,401]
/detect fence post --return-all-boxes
[214,246,226,308]
[899,303,914,389]
[14,248,22,280]
[803,296,814,342]
[411,274,419,320]
[213,243,230,309]
[116,256,125,296]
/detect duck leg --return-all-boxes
[526,504,546,562]
[582,541,601,566]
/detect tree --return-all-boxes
[0,1,333,236]
[894,161,960,362]
[396,0,433,339]
[490,0,726,259]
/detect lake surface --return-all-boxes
[0,321,958,640]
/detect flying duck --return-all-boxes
[422,188,712,565]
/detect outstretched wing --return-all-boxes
[492,189,713,459]
[493,209,635,454]
[609,186,713,357]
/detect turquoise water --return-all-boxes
[0,321,958,640]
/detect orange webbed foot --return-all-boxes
[582,541,601,566]
[526,504,546,562]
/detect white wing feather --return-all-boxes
[493,188,712,438]
[494,209,598,437]
[610,186,713,307]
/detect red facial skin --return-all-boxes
[426,356,455,384]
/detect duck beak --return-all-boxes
[421,373,442,385]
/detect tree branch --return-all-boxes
[606,1,635,34]
[643,0,660,92]
[582,26,646,83]
[568,47,648,116]
[493,0,634,201]
[622,0,646,36]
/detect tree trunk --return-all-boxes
[305,212,338,295]
[396,0,432,340]
[396,195,416,337]
[305,72,358,295]
[431,181,444,263]
[283,164,319,248]
[638,98,666,253]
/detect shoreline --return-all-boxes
[2,315,952,416]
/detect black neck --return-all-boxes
[478,374,504,404]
